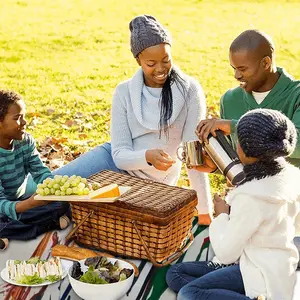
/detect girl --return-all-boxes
[166,108,300,300]
[52,15,212,224]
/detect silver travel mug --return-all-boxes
[177,140,203,168]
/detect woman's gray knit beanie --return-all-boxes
[129,15,171,57]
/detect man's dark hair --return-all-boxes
[0,90,22,121]
[230,30,275,59]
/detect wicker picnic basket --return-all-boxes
[66,170,197,267]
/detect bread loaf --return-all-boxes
[51,245,113,261]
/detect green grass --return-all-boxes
[1,0,300,192]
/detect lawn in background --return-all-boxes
[1,0,300,191]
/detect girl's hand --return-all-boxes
[213,193,230,217]
[146,149,176,171]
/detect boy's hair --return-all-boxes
[0,90,23,121]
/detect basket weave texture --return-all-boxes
[70,170,197,263]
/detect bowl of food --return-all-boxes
[68,256,134,300]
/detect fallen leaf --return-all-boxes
[78,133,88,139]
[27,112,41,117]
[47,108,55,115]
[65,120,77,127]
[28,116,39,128]
[83,122,93,130]
[49,158,65,170]
[74,112,84,118]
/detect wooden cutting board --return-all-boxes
[34,186,131,203]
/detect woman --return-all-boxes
[53,15,212,224]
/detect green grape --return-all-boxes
[37,184,43,189]
[66,188,73,195]
[43,178,52,185]
[47,182,54,188]
[77,189,84,195]
[60,191,66,196]
[92,182,101,190]
[60,185,67,191]
[78,182,85,190]
[55,190,61,196]
[80,178,88,185]
[71,181,78,187]
[83,187,89,195]
[50,188,55,194]
[44,188,50,195]
[70,175,76,181]
[54,175,62,183]
[53,184,60,190]
[72,187,78,194]
[63,182,70,188]
[36,188,44,195]
[62,175,68,183]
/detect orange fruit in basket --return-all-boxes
[89,184,120,199]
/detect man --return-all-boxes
[196,29,300,272]
[197,29,300,169]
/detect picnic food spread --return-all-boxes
[70,256,133,284]
[35,175,120,199]
[6,257,63,284]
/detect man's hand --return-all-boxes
[213,193,230,217]
[146,149,176,171]
[196,118,232,144]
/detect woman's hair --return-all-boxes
[159,68,187,138]
[0,90,22,121]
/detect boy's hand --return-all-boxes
[15,194,51,213]
[213,193,230,217]
[146,149,175,171]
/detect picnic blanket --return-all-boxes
[0,218,213,300]
[1,217,299,300]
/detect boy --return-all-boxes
[0,90,70,250]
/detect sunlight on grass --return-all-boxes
[1,0,300,192]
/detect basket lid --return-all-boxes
[88,170,197,218]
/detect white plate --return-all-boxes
[0,268,67,287]
[34,186,131,203]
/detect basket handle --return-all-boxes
[65,210,94,242]
[132,221,194,267]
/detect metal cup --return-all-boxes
[177,140,203,167]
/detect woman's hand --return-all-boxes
[146,149,175,171]
[196,118,232,144]
[192,149,218,173]
[213,193,230,217]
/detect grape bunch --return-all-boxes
[36,175,90,196]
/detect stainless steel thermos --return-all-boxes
[204,131,245,185]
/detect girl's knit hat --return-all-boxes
[237,108,297,159]
[129,15,171,57]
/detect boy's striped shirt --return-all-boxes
[0,133,52,220]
